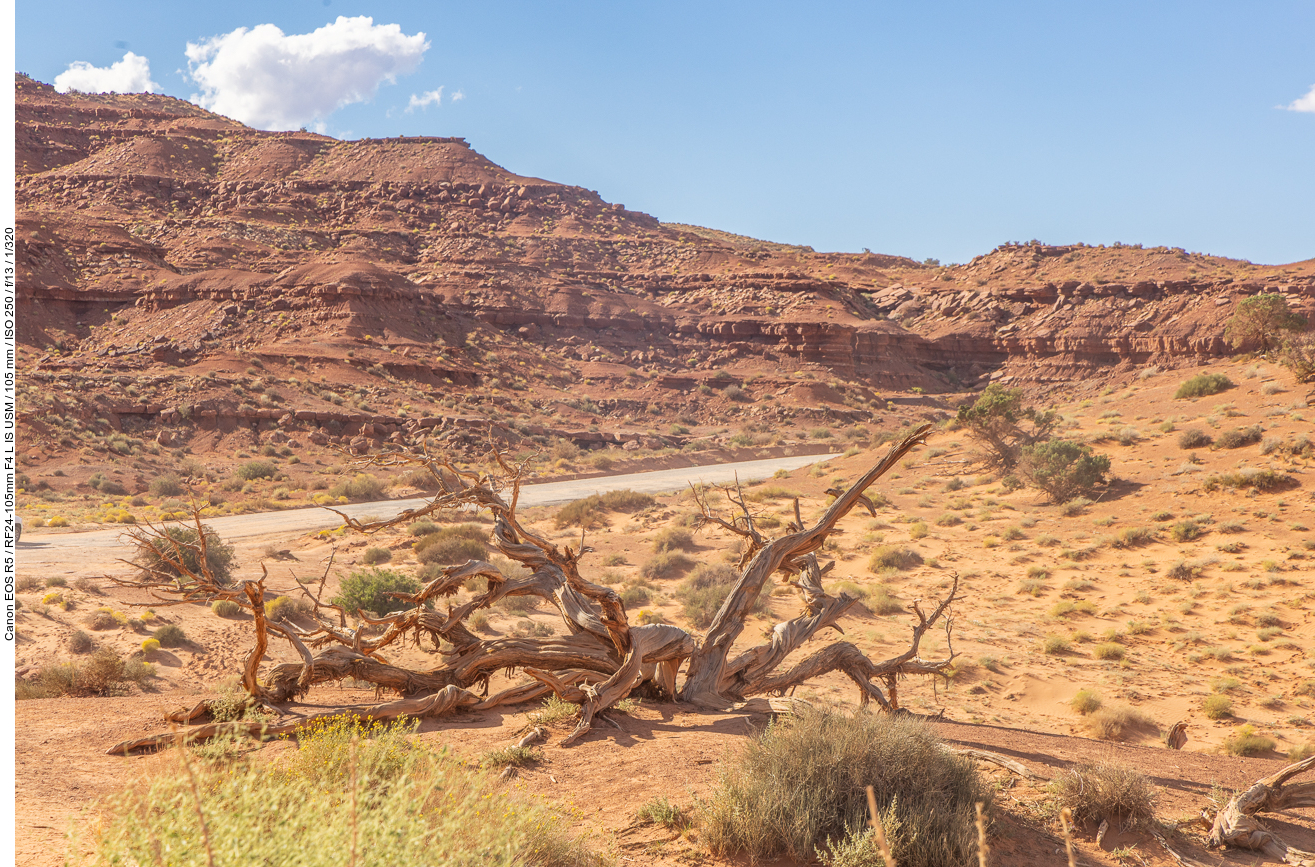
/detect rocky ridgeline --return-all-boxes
[14,74,1315,417]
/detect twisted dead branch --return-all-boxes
[110,424,961,751]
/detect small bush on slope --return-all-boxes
[700,708,986,867]
[1050,763,1156,830]
[133,524,236,585]
[676,563,768,628]
[330,569,422,616]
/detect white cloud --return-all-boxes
[407,86,443,112]
[451,90,465,102]
[1283,83,1315,113]
[54,52,159,94]
[185,16,429,130]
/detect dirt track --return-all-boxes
[17,452,835,576]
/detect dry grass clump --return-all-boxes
[636,796,690,831]
[1042,634,1071,655]
[1170,519,1204,542]
[479,745,543,770]
[677,563,767,628]
[1050,763,1156,830]
[553,489,656,527]
[1070,689,1102,715]
[642,550,696,581]
[1112,526,1156,548]
[16,648,153,699]
[650,527,696,553]
[868,545,923,572]
[1082,706,1156,741]
[1093,642,1125,660]
[1212,425,1263,449]
[265,595,313,622]
[152,623,187,647]
[1202,694,1234,719]
[79,714,604,867]
[1202,468,1291,492]
[85,607,127,630]
[1222,724,1276,757]
[413,523,487,565]
[700,708,986,867]
[212,599,241,618]
[1177,428,1213,449]
[863,584,904,615]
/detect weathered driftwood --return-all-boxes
[110,426,960,751]
[1207,754,1315,865]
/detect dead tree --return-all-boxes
[109,424,961,753]
[1207,755,1315,865]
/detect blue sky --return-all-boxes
[15,1,1315,265]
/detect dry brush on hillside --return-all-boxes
[107,424,962,755]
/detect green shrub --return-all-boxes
[407,520,439,537]
[235,460,278,481]
[1225,293,1307,351]
[212,599,241,618]
[1070,689,1102,715]
[361,546,393,565]
[1049,763,1156,829]
[1170,520,1203,542]
[636,796,689,831]
[908,520,929,539]
[955,383,1057,473]
[701,709,984,866]
[133,524,236,585]
[328,473,386,501]
[1175,373,1234,399]
[1202,468,1291,492]
[1213,425,1262,449]
[619,585,651,606]
[1202,694,1233,719]
[153,623,187,648]
[1177,428,1213,449]
[677,563,766,628]
[1019,440,1111,503]
[331,569,422,616]
[149,474,185,497]
[1223,724,1276,757]
[641,550,695,581]
[868,545,922,572]
[78,715,603,867]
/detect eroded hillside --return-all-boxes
[13,73,1315,526]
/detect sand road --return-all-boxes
[18,452,836,575]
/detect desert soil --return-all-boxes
[14,358,1315,867]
